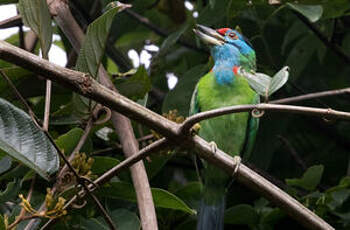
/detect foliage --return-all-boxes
[0,0,350,229]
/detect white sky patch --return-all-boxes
[144,44,159,52]
[166,72,178,90]
[184,1,194,11]
[48,45,67,66]
[0,4,18,40]
[193,11,199,18]
[128,49,140,68]
[140,50,152,68]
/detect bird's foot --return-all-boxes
[190,123,201,136]
[209,141,218,153]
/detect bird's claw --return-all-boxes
[209,141,218,153]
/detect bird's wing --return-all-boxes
[189,83,200,116]
[242,94,260,161]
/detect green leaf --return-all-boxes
[0,156,11,174]
[286,165,324,191]
[0,215,6,230]
[80,209,140,230]
[99,181,196,214]
[159,24,189,55]
[76,2,130,77]
[224,204,259,225]
[0,179,21,204]
[327,189,350,210]
[268,66,289,96]
[91,156,119,174]
[0,98,59,180]
[286,3,323,22]
[115,66,151,100]
[162,64,208,116]
[240,70,271,97]
[55,128,92,155]
[18,0,52,57]
[175,182,201,210]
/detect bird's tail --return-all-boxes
[197,194,225,230]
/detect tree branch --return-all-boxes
[271,87,350,104]
[179,103,350,135]
[0,39,335,230]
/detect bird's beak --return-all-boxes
[193,24,225,46]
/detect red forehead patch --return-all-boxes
[217,28,230,35]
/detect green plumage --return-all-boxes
[192,25,259,230]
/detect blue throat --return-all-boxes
[211,45,240,85]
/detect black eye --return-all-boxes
[228,32,238,39]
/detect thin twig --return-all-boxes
[8,176,36,230]
[293,11,350,65]
[2,67,114,230]
[0,15,22,29]
[271,87,350,104]
[278,135,307,171]
[89,193,117,230]
[43,80,51,131]
[179,103,350,135]
[41,138,169,229]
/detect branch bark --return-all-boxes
[0,39,336,230]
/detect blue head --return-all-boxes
[194,25,255,84]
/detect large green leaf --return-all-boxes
[115,66,151,100]
[91,156,120,174]
[0,98,59,180]
[18,0,52,57]
[55,127,92,155]
[76,2,130,78]
[0,179,21,204]
[286,165,324,191]
[99,181,196,214]
[286,3,323,22]
[224,204,259,225]
[80,209,140,230]
[162,64,208,116]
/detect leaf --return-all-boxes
[240,70,271,96]
[115,66,151,100]
[18,0,52,57]
[268,66,289,96]
[0,98,59,180]
[55,128,92,155]
[76,2,131,77]
[286,165,324,191]
[286,3,323,22]
[239,67,289,97]
[224,204,259,225]
[0,179,21,204]
[98,181,196,214]
[159,24,189,55]
[162,64,208,116]
[80,209,140,230]
[175,182,201,210]
[0,156,11,174]
[91,156,119,174]
[0,215,6,230]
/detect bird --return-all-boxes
[191,24,259,230]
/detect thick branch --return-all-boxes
[0,40,335,230]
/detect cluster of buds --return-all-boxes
[151,110,185,139]
[19,188,67,219]
[71,153,94,178]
